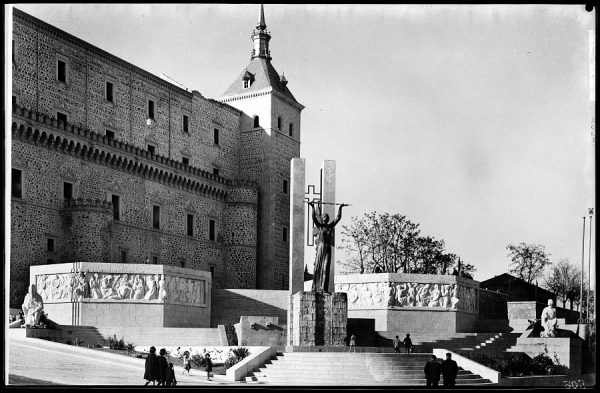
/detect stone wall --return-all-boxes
[29,262,212,327]
[289,291,347,346]
[210,288,289,327]
[12,9,242,180]
[335,273,480,333]
[10,108,258,306]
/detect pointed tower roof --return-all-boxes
[220,5,302,107]
[257,3,266,30]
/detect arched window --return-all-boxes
[253,115,260,128]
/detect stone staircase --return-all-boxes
[244,352,495,385]
[376,332,520,356]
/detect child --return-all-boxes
[182,350,191,375]
[205,354,213,381]
[165,362,177,387]
[349,333,356,353]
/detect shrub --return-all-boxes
[126,342,136,355]
[232,347,249,361]
[224,323,238,346]
[191,353,206,368]
[65,339,73,345]
[224,355,239,370]
[74,337,84,346]
[107,334,126,350]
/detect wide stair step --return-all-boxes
[248,352,494,385]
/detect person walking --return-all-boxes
[402,334,413,354]
[424,355,442,387]
[349,333,357,352]
[143,346,159,386]
[165,363,177,387]
[441,352,459,387]
[182,350,191,375]
[393,335,401,354]
[205,353,213,381]
[156,348,169,386]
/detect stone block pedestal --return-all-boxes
[288,291,347,346]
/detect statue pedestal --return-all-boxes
[288,291,347,346]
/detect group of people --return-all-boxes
[393,334,414,354]
[144,347,213,386]
[424,353,459,387]
[144,347,177,387]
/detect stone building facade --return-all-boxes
[9,6,302,307]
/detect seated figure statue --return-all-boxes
[540,299,558,337]
[22,284,44,327]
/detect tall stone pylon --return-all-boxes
[320,160,336,293]
[288,157,306,295]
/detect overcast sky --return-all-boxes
[9,4,595,286]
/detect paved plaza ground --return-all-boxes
[7,333,232,386]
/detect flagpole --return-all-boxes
[580,216,586,320]
[587,209,593,319]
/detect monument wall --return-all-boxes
[29,262,211,327]
[335,273,480,334]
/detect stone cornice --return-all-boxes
[11,105,259,202]
[219,88,304,111]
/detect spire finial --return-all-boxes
[257,4,266,30]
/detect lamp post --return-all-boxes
[580,216,586,319]
[587,208,594,320]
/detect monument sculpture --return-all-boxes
[288,159,350,347]
[308,201,347,294]
[540,298,558,337]
[22,284,44,327]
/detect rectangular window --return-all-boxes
[213,168,219,177]
[112,194,120,220]
[277,117,282,129]
[12,40,15,63]
[148,99,155,119]
[12,168,22,198]
[213,128,219,145]
[57,59,67,82]
[187,214,194,237]
[120,250,127,264]
[57,112,68,125]
[289,123,294,137]
[47,238,55,252]
[153,205,160,229]
[282,179,289,194]
[210,266,215,277]
[183,114,189,133]
[180,259,186,268]
[209,219,215,241]
[153,256,159,265]
[182,157,189,166]
[147,144,155,154]
[243,79,250,89]
[106,130,115,141]
[106,81,114,102]
[63,182,73,200]
[12,96,17,108]
[283,227,288,243]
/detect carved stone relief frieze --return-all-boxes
[35,271,207,306]
[335,281,479,312]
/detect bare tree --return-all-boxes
[506,243,551,284]
[544,258,579,307]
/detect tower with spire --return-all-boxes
[219,4,304,290]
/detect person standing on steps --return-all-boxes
[402,333,413,354]
[424,355,442,387]
[393,335,401,354]
[143,346,159,386]
[441,352,458,387]
[349,333,357,352]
